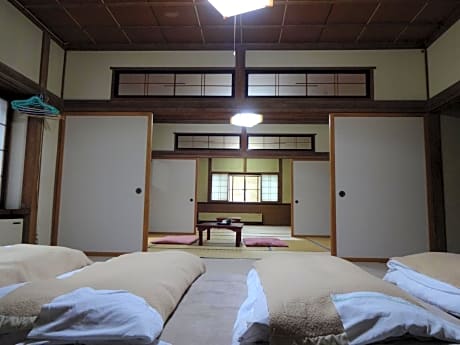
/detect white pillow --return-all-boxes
[28,287,164,345]
[332,291,460,345]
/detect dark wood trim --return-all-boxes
[235,47,245,102]
[64,99,426,123]
[152,150,329,160]
[278,158,283,203]
[428,80,460,113]
[344,257,388,263]
[142,113,153,252]
[329,115,337,256]
[207,157,212,202]
[424,113,447,251]
[55,42,428,52]
[51,117,66,245]
[240,127,248,154]
[0,208,29,217]
[424,49,430,100]
[60,50,67,99]
[20,33,51,244]
[0,60,39,97]
[21,117,44,244]
[0,61,63,109]
[194,159,199,228]
[39,33,50,92]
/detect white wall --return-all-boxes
[5,112,27,209]
[47,41,65,97]
[428,20,460,97]
[64,51,235,99]
[247,50,426,101]
[441,114,460,253]
[36,119,59,245]
[153,123,329,152]
[0,1,42,83]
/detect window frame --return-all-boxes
[210,172,280,203]
[0,102,13,209]
[247,134,316,151]
[111,68,235,99]
[175,133,242,151]
[246,68,373,99]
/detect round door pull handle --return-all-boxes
[295,200,299,204]
[339,191,346,197]
[135,188,142,194]
[189,198,194,202]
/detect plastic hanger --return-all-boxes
[11,95,60,117]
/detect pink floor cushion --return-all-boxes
[243,237,288,247]
[151,235,198,245]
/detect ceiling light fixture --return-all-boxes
[208,0,273,18]
[230,113,263,127]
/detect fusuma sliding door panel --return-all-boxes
[332,115,429,258]
[150,159,196,233]
[58,115,150,253]
[292,161,330,236]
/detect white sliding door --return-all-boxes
[150,159,196,233]
[58,115,150,253]
[292,161,330,236]
[332,115,429,258]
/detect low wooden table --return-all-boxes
[196,222,244,247]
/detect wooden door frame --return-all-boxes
[51,112,153,255]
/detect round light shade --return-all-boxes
[230,113,263,127]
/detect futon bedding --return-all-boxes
[233,253,460,345]
[0,244,92,287]
[0,250,205,344]
[384,251,460,316]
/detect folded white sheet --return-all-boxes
[232,269,269,345]
[384,259,460,317]
[332,291,460,345]
[27,287,164,345]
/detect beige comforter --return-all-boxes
[254,254,420,345]
[0,250,205,333]
[392,252,460,288]
[0,244,92,287]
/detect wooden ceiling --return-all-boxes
[10,0,460,51]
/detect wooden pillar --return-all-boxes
[234,46,246,104]
[21,33,49,243]
[424,112,447,251]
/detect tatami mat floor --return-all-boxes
[148,226,330,259]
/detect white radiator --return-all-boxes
[0,219,23,245]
